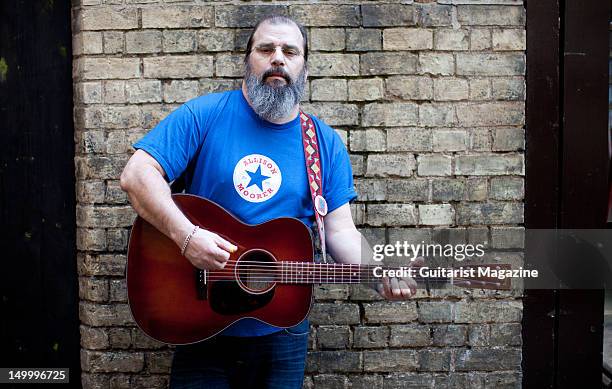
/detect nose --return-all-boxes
[270,46,285,66]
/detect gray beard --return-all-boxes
[244,63,307,122]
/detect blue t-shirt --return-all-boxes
[134,90,357,336]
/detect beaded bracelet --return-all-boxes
[180,225,199,256]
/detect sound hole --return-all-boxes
[236,249,277,294]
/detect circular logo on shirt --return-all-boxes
[233,154,282,203]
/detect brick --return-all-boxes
[361,52,418,75]
[125,30,161,54]
[433,129,468,151]
[79,106,141,129]
[455,154,524,175]
[418,301,453,323]
[419,52,454,75]
[348,78,384,101]
[457,202,523,225]
[306,351,361,373]
[79,8,138,30]
[346,29,381,51]
[351,155,365,176]
[468,324,490,346]
[106,228,128,251]
[383,28,433,50]
[103,31,123,54]
[131,376,169,388]
[76,205,136,228]
[353,326,389,348]
[313,375,347,389]
[76,58,140,80]
[76,180,106,204]
[73,32,103,55]
[432,178,465,201]
[490,226,524,249]
[199,79,239,95]
[146,350,173,374]
[350,129,385,152]
[457,5,526,26]
[417,154,452,176]
[142,6,213,28]
[143,55,213,78]
[76,130,105,154]
[362,103,419,127]
[215,5,288,28]
[102,80,126,103]
[419,204,455,226]
[386,75,432,100]
[109,279,127,302]
[455,300,522,323]
[301,103,358,126]
[215,54,244,78]
[75,155,130,180]
[492,28,526,50]
[355,178,386,201]
[196,29,234,52]
[79,302,133,326]
[314,284,349,300]
[434,78,469,101]
[81,326,109,350]
[78,253,126,277]
[105,131,128,154]
[387,128,432,152]
[435,29,469,50]
[387,179,429,202]
[418,349,452,371]
[470,28,492,50]
[310,303,360,325]
[367,204,417,226]
[317,326,350,349]
[416,3,453,26]
[108,327,131,350]
[457,102,524,126]
[470,128,492,151]
[490,177,524,200]
[469,78,491,100]
[162,80,200,104]
[467,177,488,201]
[457,53,525,76]
[79,277,108,302]
[310,28,345,51]
[388,228,432,245]
[131,328,164,349]
[162,30,196,53]
[364,301,418,324]
[366,154,416,177]
[76,82,102,104]
[309,54,359,77]
[490,323,522,346]
[81,350,144,373]
[125,80,161,103]
[433,324,467,346]
[419,103,456,127]
[492,127,524,151]
[455,348,521,371]
[389,324,432,347]
[484,371,522,389]
[363,350,418,372]
[311,79,347,101]
[351,203,366,225]
[362,4,415,27]
[350,375,384,389]
[491,78,525,101]
[290,5,359,26]
[384,374,435,388]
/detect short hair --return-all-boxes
[244,15,309,63]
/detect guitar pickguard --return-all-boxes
[208,279,274,315]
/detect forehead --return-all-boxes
[252,21,304,48]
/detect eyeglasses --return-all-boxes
[252,43,303,60]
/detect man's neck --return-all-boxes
[241,82,300,125]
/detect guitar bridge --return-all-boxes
[195,269,207,300]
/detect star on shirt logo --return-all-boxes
[246,165,271,191]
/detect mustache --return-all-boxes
[261,67,291,83]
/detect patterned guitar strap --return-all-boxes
[299,112,328,264]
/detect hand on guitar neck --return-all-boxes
[374,256,424,301]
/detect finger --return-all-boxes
[398,279,412,298]
[213,234,238,253]
[411,256,425,267]
[210,246,230,263]
[382,277,392,297]
[390,277,401,297]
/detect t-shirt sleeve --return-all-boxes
[133,104,204,182]
[324,131,358,214]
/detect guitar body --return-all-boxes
[127,194,314,345]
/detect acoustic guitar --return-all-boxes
[127,194,510,345]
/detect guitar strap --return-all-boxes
[299,112,328,263]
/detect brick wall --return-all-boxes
[72,1,526,387]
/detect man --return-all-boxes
[120,15,418,389]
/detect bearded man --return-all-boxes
[120,15,418,389]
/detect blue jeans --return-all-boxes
[169,327,308,389]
